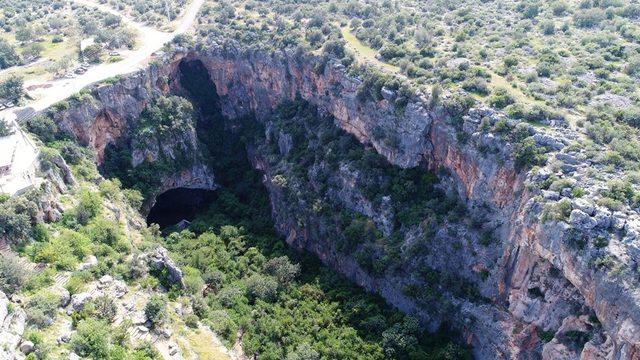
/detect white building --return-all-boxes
[0,135,16,176]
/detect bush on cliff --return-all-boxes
[0,254,30,295]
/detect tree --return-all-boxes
[414,28,431,47]
[22,43,44,59]
[0,255,30,294]
[382,317,421,359]
[574,9,605,28]
[488,88,515,109]
[246,274,278,303]
[0,75,24,100]
[25,293,59,328]
[144,295,167,329]
[183,266,204,295]
[75,189,102,225]
[15,27,33,43]
[263,256,300,286]
[0,121,14,137]
[49,54,74,75]
[286,343,320,360]
[0,203,32,244]
[83,217,124,248]
[83,44,103,64]
[521,3,541,19]
[25,114,58,142]
[91,296,118,323]
[514,136,545,169]
[72,318,111,359]
[0,39,20,69]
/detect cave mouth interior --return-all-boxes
[146,187,217,229]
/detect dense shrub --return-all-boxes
[144,295,167,329]
[72,319,111,358]
[488,88,515,109]
[514,137,547,169]
[574,9,606,28]
[0,39,20,69]
[0,75,24,100]
[0,255,30,295]
[25,293,60,328]
[246,274,279,303]
[0,199,33,244]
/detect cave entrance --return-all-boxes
[146,188,216,230]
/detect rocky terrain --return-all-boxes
[25,38,639,359]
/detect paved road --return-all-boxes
[0,0,204,195]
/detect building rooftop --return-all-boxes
[0,134,17,168]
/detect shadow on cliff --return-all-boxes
[143,59,272,231]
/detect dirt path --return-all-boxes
[28,0,204,112]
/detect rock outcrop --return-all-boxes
[0,291,26,359]
[49,42,640,359]
[145,247,185,288]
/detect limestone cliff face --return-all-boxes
[51,68,216,208]
[50,43,640,359]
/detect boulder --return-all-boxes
[99,275,113,286]
[0,291,26,358]
[77,255,98,271]
[113,280,128,298]
[57,333,71,344]
[573,199,595,216]
[542,190,559,201]
[594,208,612,229]
[137,325,149,333]
[570,209,597,230]
[132,312,146,325]
[611,212,627,230]
[555,153,579,165]
[69,293,92,312]
[59,289,71,308]
[147,247,184,288]
[534,133,565,151]
[380,87,396,101]
[19,340,34,354]
[161,327,173,339]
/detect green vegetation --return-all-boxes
[101,0,187,29]
[0,39,20,69]
[0,0,138,81]
[144,295,168,329]
[25,292,59,328]
[102,96,198,198]
[542,198,572,222]
[193,0,640,172]
[162,176,470,360]
[0,74,23,100]
[0,255,30,295]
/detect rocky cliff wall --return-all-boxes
[48,43,640,359]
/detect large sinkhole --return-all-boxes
[98,57,470,357]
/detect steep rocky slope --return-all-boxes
[47,42,640,359]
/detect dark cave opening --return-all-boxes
[146,187,216,229]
